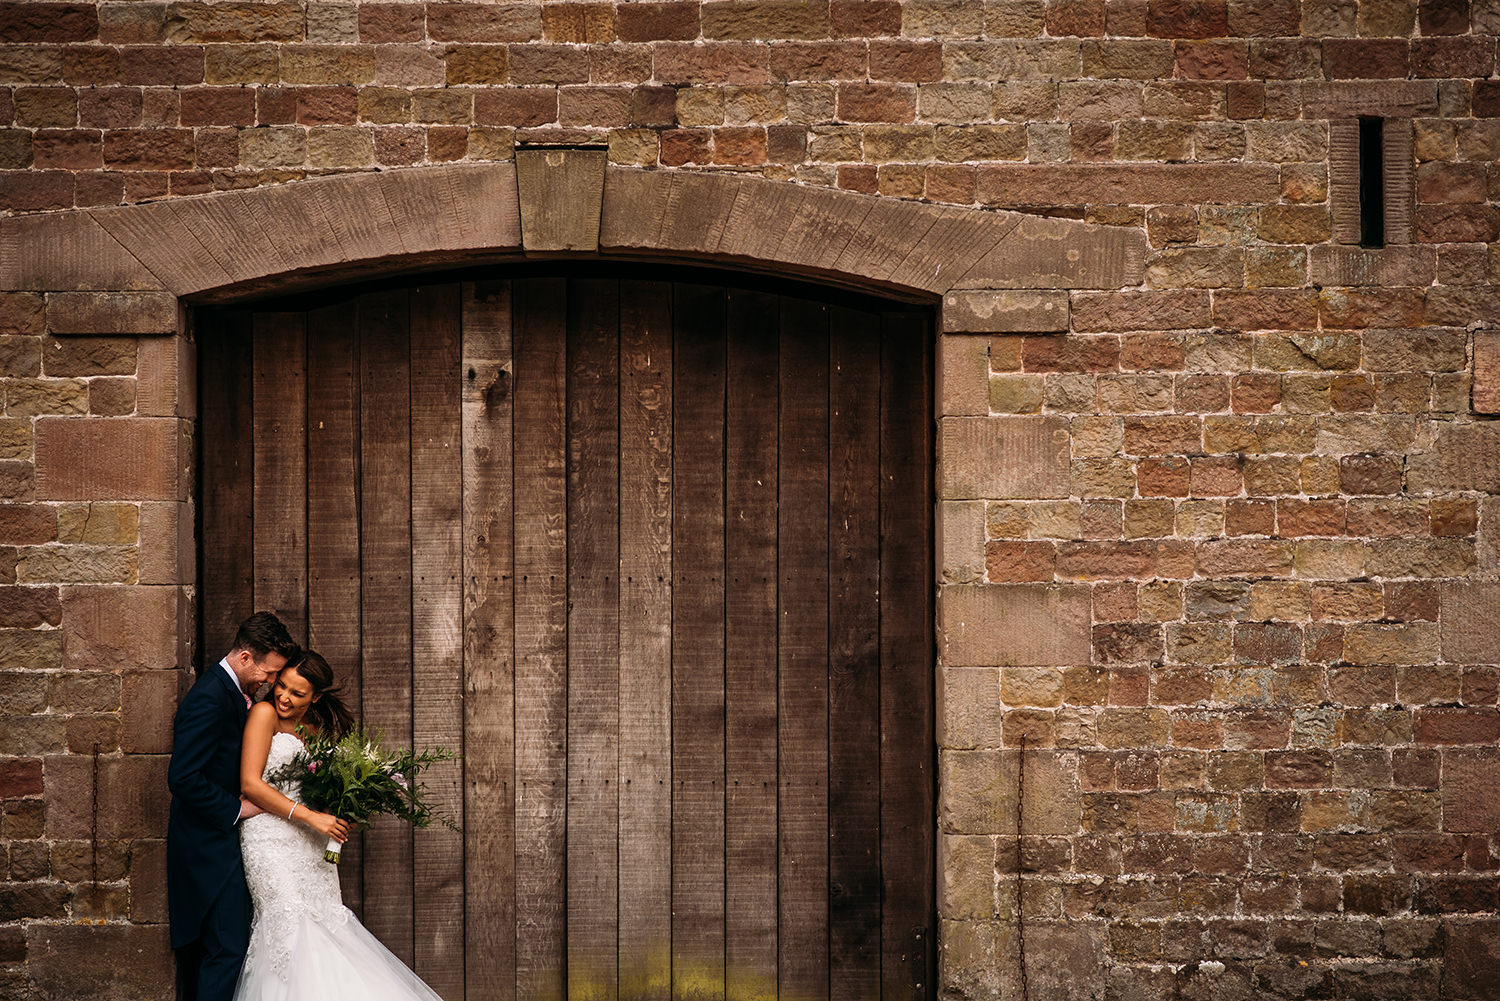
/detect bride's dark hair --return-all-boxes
[287,650,356,741]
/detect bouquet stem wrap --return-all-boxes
[325,837,343,864]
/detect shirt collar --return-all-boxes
[219,656,246,697]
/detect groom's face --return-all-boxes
[229,648,289,691]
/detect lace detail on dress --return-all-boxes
[240,731,351,982]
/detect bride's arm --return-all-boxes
[240,704,351,843]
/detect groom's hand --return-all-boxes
[238,795,265,821]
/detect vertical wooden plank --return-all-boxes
[724,289,780,1001]
[198,310,254,663]
[513,278,568,1001]
[567,278,621,1001]
[778,295,830,1001]
[879,312,934,1001]
[410,283,465,998]
[462,280,518,1001]
[618,280,673,1001]
[671,283,727,1001]
[359,287,416,963]
[827,306,882,1001]
[251,311,307,642]
[305,299,365,915]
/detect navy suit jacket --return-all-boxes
[166,663,250,949]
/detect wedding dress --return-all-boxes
[234,731,446,1001]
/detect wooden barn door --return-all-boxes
[198,270,934,1001]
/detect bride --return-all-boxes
[235,651,448,1001]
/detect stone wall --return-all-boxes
[2,2,1500,1000]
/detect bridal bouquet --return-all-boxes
[270,728,459,863]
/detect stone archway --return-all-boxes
[3,153,1145,304]
[4,158,1148,1000]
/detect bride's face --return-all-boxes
[271,666,318,723]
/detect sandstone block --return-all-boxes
[1445,918,1500,1001]
[35,417,186,500]
[1441,582,1500,665]
[1473,330,1500,415]
[45,291,176,335]
[939,583,1091,667]
[939,834,997,919]
[936,334,990,418]
[137,333,194,419]
[937,500,985,585]
[27,923,172,1001]
[939,918,1010,1000]
[937,416,1070,500]
[95,753,170,838]
[57,502,138,545]
[62,586,179,671]
[0,627,63,673]
[121,670,179,754]
[41,752,91,837]
[942,290,1068,334]
[940,748,1006,833]
[15,541,131,583]
[130,837,169,923]
[938,666,1001,749]
[1443,749,1500,834]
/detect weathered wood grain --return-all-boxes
[304,299,365,914]
[359,287,416,964]
[778,294,831,1001]
[461,280,518,1001]
[197,309,253,666]
[724,289,780,1001]
[618,280,673,1001]
[828,305,882,1001]
[566,278,621,1001]
[410,283,466,998]
[671,282,728,1001]
[879,312,935,1001]
[512,277,569,1001]
[251,310,307,641]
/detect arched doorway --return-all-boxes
[196,264,935,1001]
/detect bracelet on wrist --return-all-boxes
[288,802,298,821]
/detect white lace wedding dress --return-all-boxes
[234,731,446,1001]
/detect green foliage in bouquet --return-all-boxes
[270,728,461,833]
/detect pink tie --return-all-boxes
[243,691,252,709]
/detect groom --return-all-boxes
[168,612,300,1001]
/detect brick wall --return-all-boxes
[3,1,1500,1000]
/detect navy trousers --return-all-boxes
[176,875,251,1001]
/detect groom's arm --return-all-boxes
[167,687,243,830]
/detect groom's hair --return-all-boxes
[231,612,300,661]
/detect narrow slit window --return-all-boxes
[1359,116,1385,248]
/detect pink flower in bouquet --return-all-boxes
[308,760,320,774]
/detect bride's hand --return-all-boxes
[303,809,351,843]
